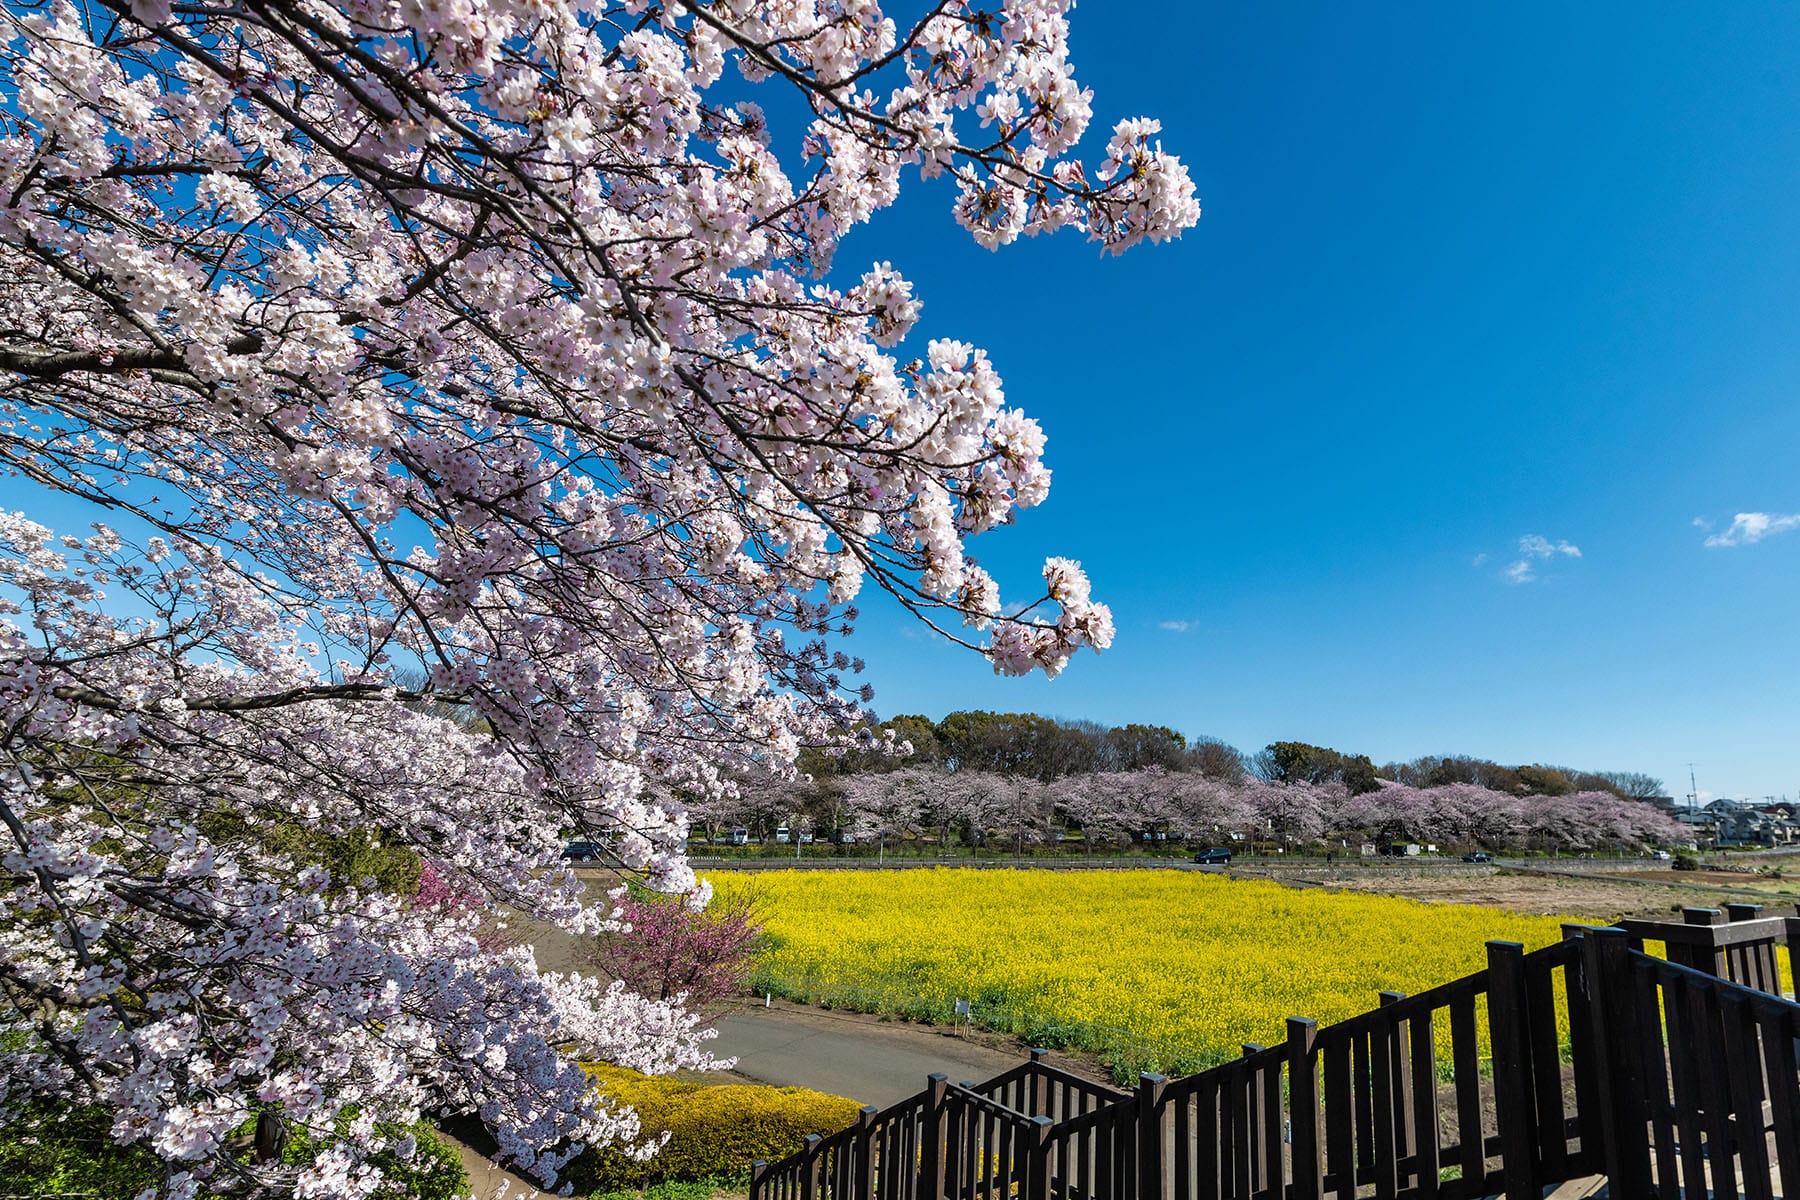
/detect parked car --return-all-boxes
[1461,851,1493,864]
[774,825,791,844]
[729,827,750,846]
[1192,847,1232,865]
[562,840,602,862]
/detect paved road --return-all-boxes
[518,910,1042,1106]
[708,1002,1038,1107]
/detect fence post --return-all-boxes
[1030,1048,1050,1116]
[1578,927,1652,1196]
[1787,915,1800,1001]
[1137,1072,1167,1200]
[751,1160,769,1200]
[1683,907,1729,977]
[1485,941,1536,1200]
[855,1105,877,1200]
[919,1074,949,1200]
[1378,990,1414,1169]
[1726,902,1763,922]
[1026,1115,1055,1200]
[1286,1017,1323,1200]
[801,1134,822,1200]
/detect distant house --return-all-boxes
[1701,798,1800,847]
[1676,808,1718,848]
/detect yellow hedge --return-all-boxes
[564,1064,860,1192]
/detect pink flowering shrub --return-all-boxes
[595,888,765,1019]
[416,859,517,953]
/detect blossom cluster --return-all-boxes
[0,516,716,1195]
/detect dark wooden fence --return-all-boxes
[750,906,1800,1200]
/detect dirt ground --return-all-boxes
[1317,868,1797,922]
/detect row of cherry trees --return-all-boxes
[697,767,1690,852]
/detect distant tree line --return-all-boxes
[797,711,1667,803]
[691,766,1685,856]
[685,713,1682,855]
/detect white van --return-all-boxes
[730,827,750,846]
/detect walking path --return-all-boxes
[708,1000,1039,1107]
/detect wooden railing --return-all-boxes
[1146,935,1590,1200]
[966,1054,1130,1120]
[1621,902,1798,991]
[749,908,1800,1200]
[1579,914,1800,1199]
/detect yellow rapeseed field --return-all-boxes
[717,869,1578,1075]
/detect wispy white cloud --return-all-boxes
[1703,511,1800,548]
[1501,533,1582,584]
[1518,534,1581,560]
[1158,619,1193,633]
[1471,552,1489,567]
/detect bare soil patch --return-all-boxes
[1317,870,1775,922]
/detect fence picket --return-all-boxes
[1369,1022,1399,1200]
[1321,1034,1353,1199]
[1447,991,1484,1195]
[1194,1075,1219,1200]
[1484,941,1535,1200]
[1286,1018,1323,1200]
[1759,1002,1800,1196]
[1522,951,1567,1180]
[1720,990,1774,1200]
[1407,1008,1439,1198]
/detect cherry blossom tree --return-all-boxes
[977,771,1052,854]
[841,766,929,844]
[1241,777,1325,849]
[0,0,1199,1193]
[1169,772,1254,843]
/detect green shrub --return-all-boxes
[0,1102,161,1199]
[276,1113,467,1200]
[564,1064,859,1193]
[590,1175,747,1200]
[1672,853,1700,872]
[0,1101,466,1199]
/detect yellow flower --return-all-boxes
[719,869,1578,1073]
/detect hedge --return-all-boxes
[0,1100,467,1199]
[0,1102,160,1198]
[564,1064,860,1193]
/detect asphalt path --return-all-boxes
[518,908,1045,1106]
[707,1001,1032,1107]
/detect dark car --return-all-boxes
[1192,847,1232,865]
[1462,851,1493,864]
[561,840,602,862]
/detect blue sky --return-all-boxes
[11,6,1797,800]
[836,4,1800,801]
